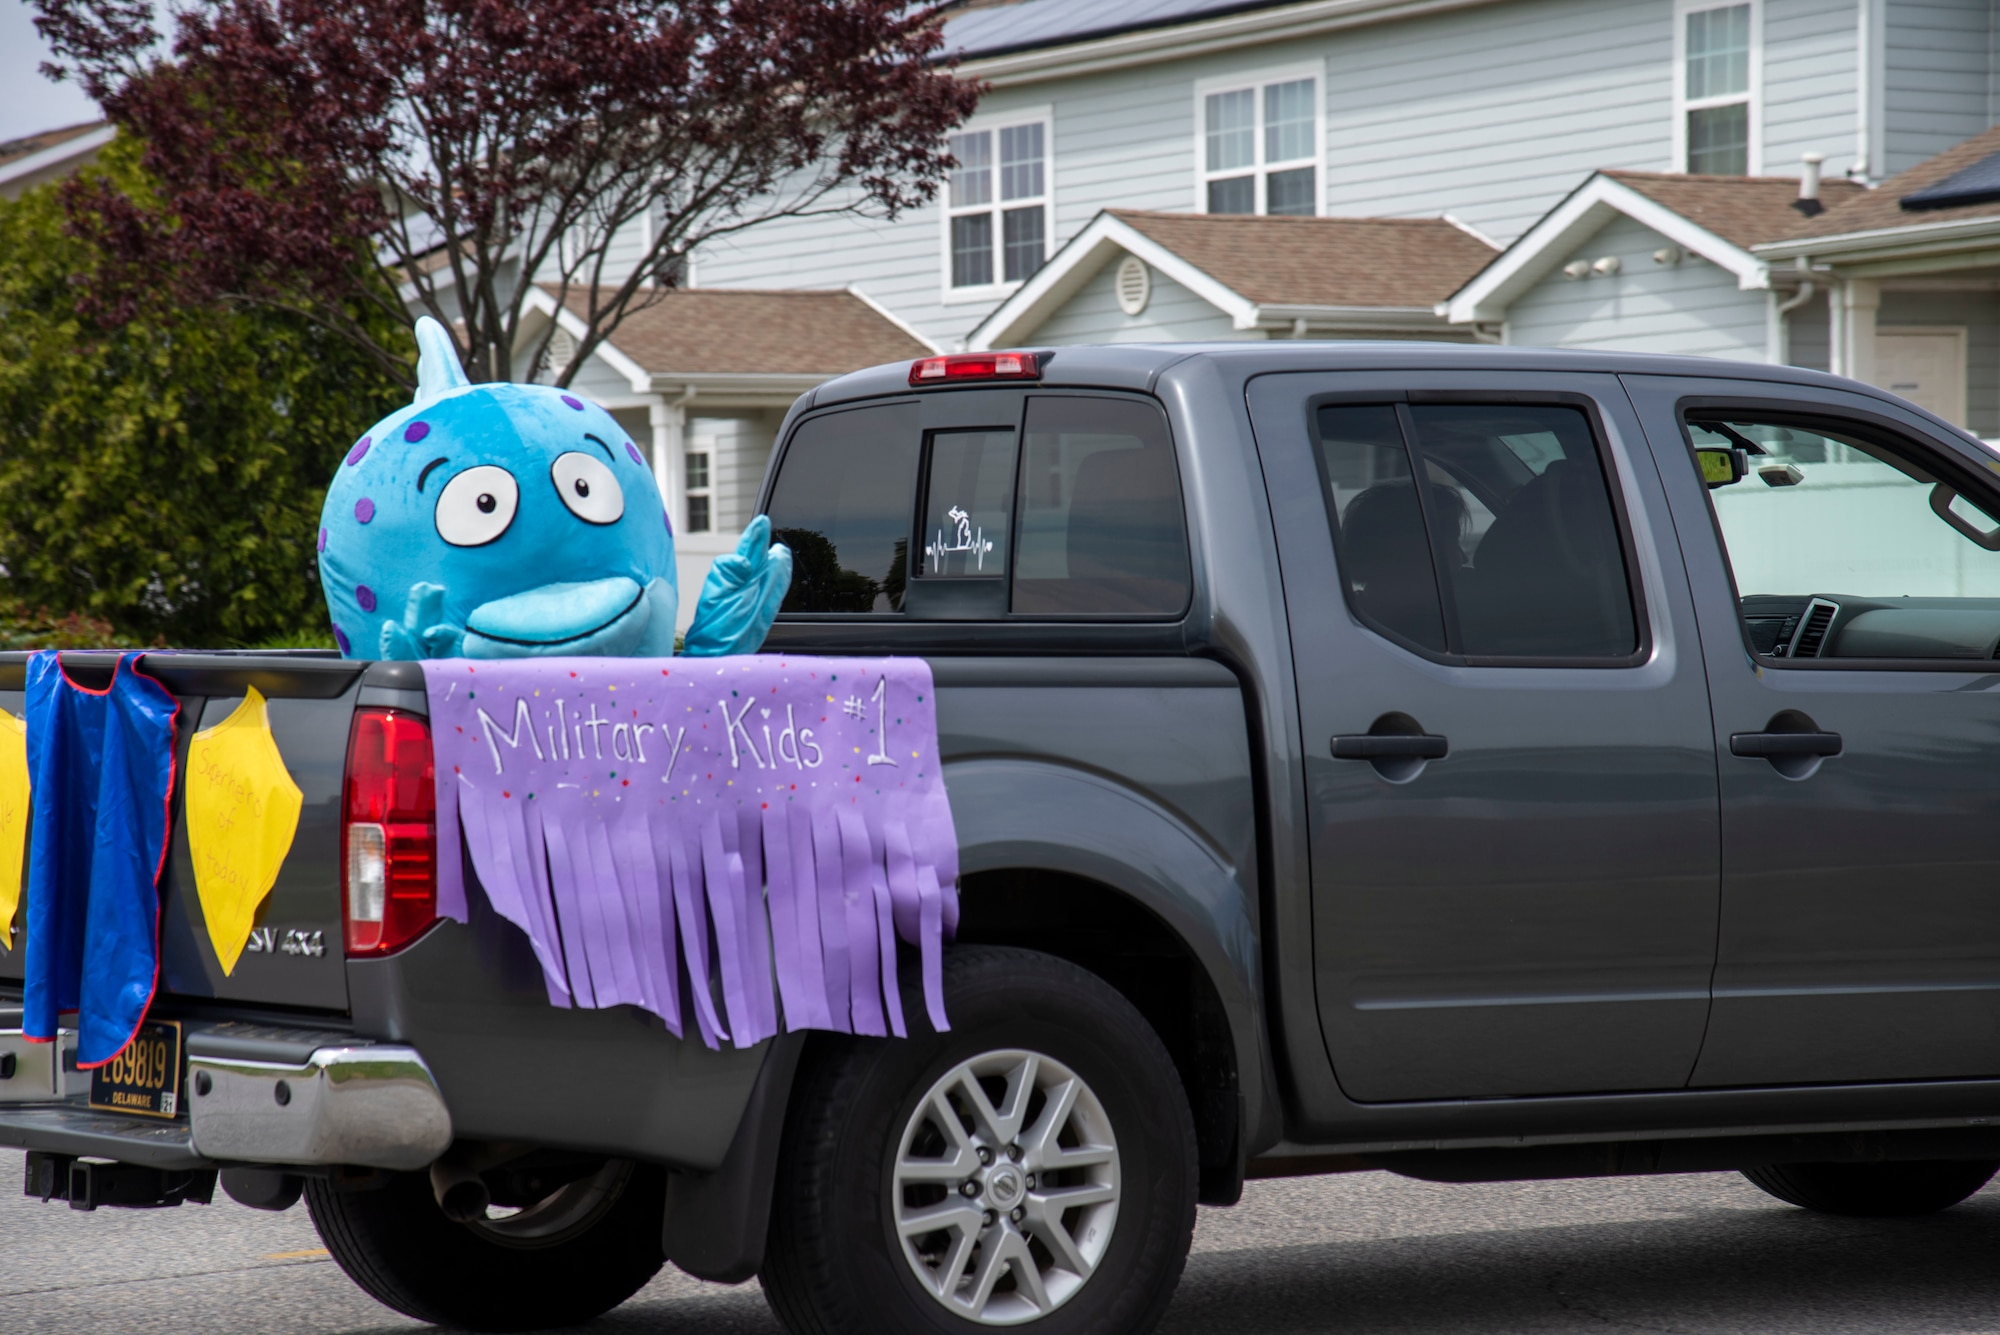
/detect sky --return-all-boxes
[1,1,106,145]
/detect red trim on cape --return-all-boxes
[73,654,180,1071]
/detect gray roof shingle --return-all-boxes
[1111,209,1499,307]
[552,287,931,376]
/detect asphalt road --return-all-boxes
[7,1149,2000,1333]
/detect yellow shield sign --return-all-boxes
[185,688,303,974]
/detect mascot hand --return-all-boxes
[378,582,466,660]
[682,516,793,657]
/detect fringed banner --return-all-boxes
[421,655,957,1048]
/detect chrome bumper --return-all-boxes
[187,1046,452,1171]
[0,1028,451,1172]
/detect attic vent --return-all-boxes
[538,327,578,382]
[1115,256,1152,317]
[1788,598,1839,658]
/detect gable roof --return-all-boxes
[1445,170,1861,323]
[1603,171,1866,248]
[970,208,1496,349]
[1114,210,1498,307]
[533,286,935,391]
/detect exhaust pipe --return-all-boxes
[429,1155,491,1222]
[428,1141,530,1222]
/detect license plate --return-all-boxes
[88,1020,183,1119]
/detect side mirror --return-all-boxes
[1696,446,1747,489]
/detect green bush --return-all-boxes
[0,139,403,647]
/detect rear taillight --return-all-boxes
[341,708,437,956]
[908,352,1040,385]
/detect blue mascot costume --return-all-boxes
[319,317,791,661]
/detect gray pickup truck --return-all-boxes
[10,342,2000,1335]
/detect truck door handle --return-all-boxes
[1729,730,1842,758]
[1331,733,1449,760]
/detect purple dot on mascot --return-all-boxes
[318,317,791,660]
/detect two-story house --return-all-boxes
[498,0,2000,616]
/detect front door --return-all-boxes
[1248,372,1720,1102]
[1628,375,2000,1086]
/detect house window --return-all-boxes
[1199,70,1320,216]
[685,451,711,533]
[946,118,1050,291]
[1682,2,1753,175]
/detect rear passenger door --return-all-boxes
[1248,372,1720,1101]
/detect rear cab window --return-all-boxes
[765,391,1191,623]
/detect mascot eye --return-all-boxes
[551,451,624,525]
[435,465,520,546]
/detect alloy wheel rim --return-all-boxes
[891,1048,1121,1325]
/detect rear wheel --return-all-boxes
[761,945,1198,1335]
[306,1156,664,1330]
[1741,1159,1999,1217]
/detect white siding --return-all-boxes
[598,214,651,287]
[1786,290,1833,370]
[1505,214,1770,360]
[1764,0,1863,173]
[561,347,639,403]
[692,415,781,535]
[1029,258,1253,343]
[1883,0,1996,175]
[691,0,1898,352]
[1322,0,1674,242]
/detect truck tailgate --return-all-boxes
[1,652,370,1014]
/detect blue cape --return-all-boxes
[22,652,178,1068]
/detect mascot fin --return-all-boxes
[413,316,473,408]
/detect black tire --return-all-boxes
[1741,1159,2000,1217]
[762,945,1198,1335]
[305,1158,665,1330]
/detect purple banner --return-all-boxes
[421,656,958,1047]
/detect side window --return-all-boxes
[1315,404,1448,652]
[1311,401,1640,661]
[767,403,919,614]
[1688,412,2000,659]
[1012,396,1190,617]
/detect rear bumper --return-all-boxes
[0,1025,451,1172]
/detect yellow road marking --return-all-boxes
[265,1248,329,1260]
